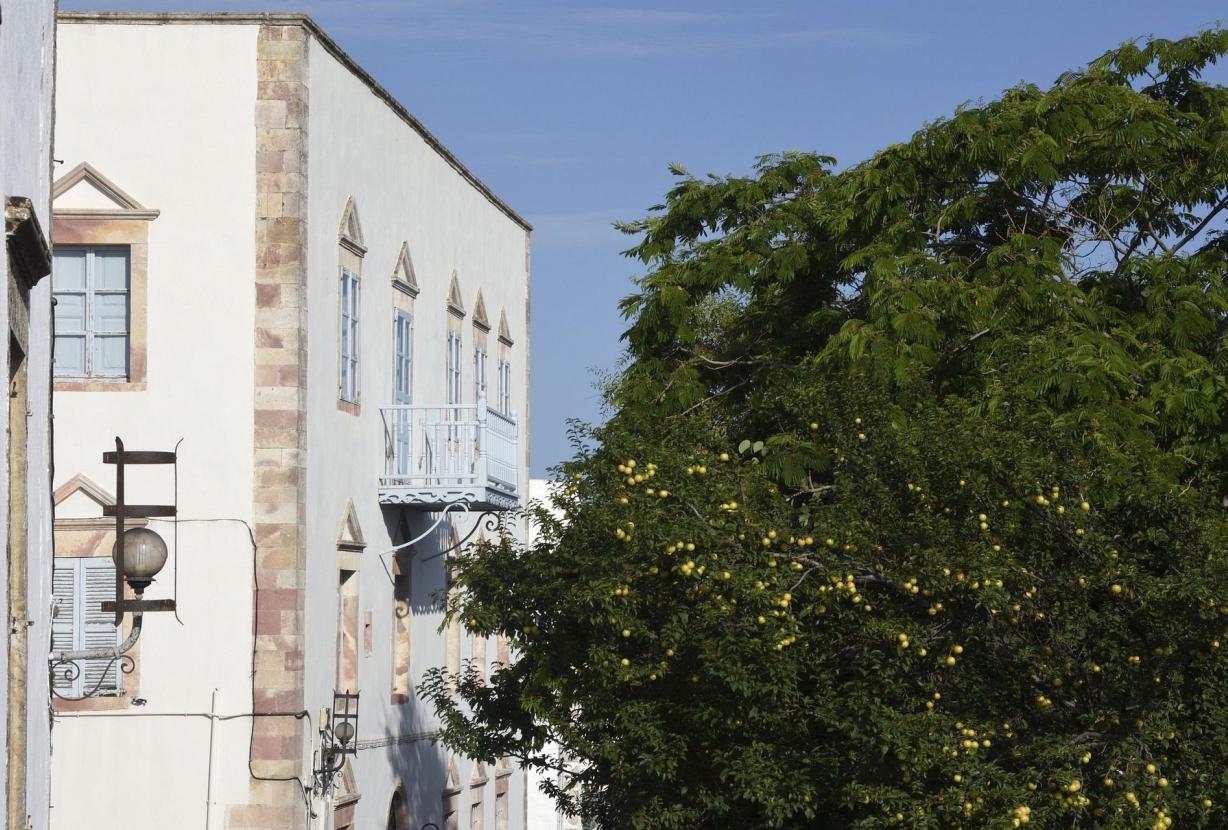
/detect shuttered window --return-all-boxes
[52,558,123,696]
[473,348,487,405]
[498,360,512,415]
[392,311,414,477]
[446,332,462,407]
[52,247,131,378]
[339,269,360,403]
[394,311,413,406]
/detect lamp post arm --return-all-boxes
[51,611,143,662]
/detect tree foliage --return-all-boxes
[423,31,1228,830]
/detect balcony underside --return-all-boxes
[378,482,519,512]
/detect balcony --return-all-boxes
[379,400,520,511]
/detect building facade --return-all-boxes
[524,480,583,830]
[51,13,530,830]
[0,1,57,829]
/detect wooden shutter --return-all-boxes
[394,311,412,404]
[340,271,353,400]
[81,558,122,693]
[52,250,89,376]
[349,275,360,400]
[51,562,79,695]
[92,249,131,377]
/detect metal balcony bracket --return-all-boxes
[49,612,143,701]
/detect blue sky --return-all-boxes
[63,0,1228,474]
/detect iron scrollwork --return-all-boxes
[49,653,136,701]
[446,511,506,554]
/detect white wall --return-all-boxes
[523,480,582,830]
[52,18,533,830]
[0,1,57,828]
[51,21,259,830]
[304,33,532,830]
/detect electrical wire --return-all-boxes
[150,516,315,822]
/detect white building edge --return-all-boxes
[51,13,536,830]
[525,480,583,830]
[1,2,57,829]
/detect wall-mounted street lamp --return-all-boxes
[315,690,360,792]
[49,437,179,699]
[112,527,169,593]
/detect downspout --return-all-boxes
[205,688,220,830]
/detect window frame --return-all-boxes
[339,268,361,405]
[474,346,487,405]
[52,556,123,697]
[52,245,132,380]
[393,309,413,406]
[498,358,512,416]
[446,330,463,407]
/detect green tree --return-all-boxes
[423,31,1228,829]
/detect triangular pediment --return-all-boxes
[497,308,514,345]
[392,242,419,296]
[444,755,462,793]
[472,290,490,331]
[470,760,488,786]
[53,473,114,510]
[52,473,148,527]
[447,270,465,317]
[337,498,365,551]
[339,197,366,255]
[52,162,158,218]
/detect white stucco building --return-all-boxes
[50,13,530,830]
[525,480,582,830]
[0,2,57,829]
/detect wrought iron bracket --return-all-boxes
[49,654,136,701]
[380,501,506,569]
[314,690,359,794]
[420,507,505,563]
[49,611,143,701]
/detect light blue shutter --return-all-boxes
[350,275,360,401]
[340,273,352,400]
[447,332,461,406]
[474,349,487,404]
[51,563,79,695]
[92,249,130,377]
[81,558,122,693]
[500,360,512,415]
[393,311,413,476]
[52,251,88,376]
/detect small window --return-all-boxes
[446,332,462,407]
[52,558,123,696]
[498,359,512,416]
[339,269,360,403]
[393,311,413,406]
[474,347,487,405]
[52,247,131,379]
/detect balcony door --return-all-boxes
[392,310,412,477]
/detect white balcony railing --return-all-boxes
[379,398,519,509]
